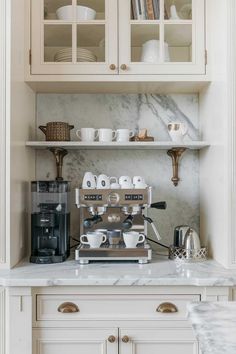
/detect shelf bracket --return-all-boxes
[167,148,187,187]
[49,148,68,181]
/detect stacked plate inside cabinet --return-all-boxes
[54,48,97,62]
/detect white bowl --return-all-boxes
[77,5,96,20]
[56,5,96,21]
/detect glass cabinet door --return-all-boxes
[119,0,205,75]
[31,0,118,74]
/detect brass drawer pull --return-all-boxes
[108,336,116,343]
[109,64,116,70]
[122,336,130,343]
[156,302,178,313]
[57,302,79,313]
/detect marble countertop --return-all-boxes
[0,254,236,287]
[188,302,236,354]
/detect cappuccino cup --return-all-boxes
[80,232,107,248]
[123,231,145,248]
[168,122,188,143]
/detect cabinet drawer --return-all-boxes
[36,294,200,322]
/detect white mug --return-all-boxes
[119,176,133,189]
[98,129,117,143]
[76,128,98,142]
[82,172,97,189]
[168,122,188,143]
[110,177,121,189]
[123,231,145,248]
[80,232,107,248]
[97,174,110,189]
[116,129,134,142]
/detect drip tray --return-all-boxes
[75,242,152,264]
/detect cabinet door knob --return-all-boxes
[108,335,116,343]
[120,64,128,70]
[57,302,79,313]
[109,64,116,70]
[122,336,130,343]
[156,302,178,313]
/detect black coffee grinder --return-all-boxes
[30,180,70,264]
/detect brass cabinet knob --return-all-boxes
[120,64,128,70]
[108,335,116,343]
[122,336,130,343]
[109,64,116,70]
[156,302,178,313]
[57,302,79,313]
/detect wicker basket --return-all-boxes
[39,122,74,141]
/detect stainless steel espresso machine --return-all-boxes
[75,187,166,264]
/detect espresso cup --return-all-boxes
[133,176,147,189]
[98,129,117,143]
[119,176,133,189]
[76,128,98,142]
[123,231,145,248]
[116,129,135,142]
[80,232,107,248]
[82,172,97,189]
[110,177,121,189]
[96,174,110,189]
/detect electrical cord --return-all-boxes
[146,237,170,250]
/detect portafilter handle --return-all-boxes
[150,202,167,210]
[83,215,103,229]
[122,215,134,230]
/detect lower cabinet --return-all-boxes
[33,327,198,354]
[33,328,118,354]
[32,291,200,354]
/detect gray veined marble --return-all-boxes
[188,302,236,354]
[36,94,200,247]
[2,255,236,287]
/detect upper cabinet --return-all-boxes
[30,0,206,76]
[31,0,118,75]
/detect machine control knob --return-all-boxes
[107,192,120,205]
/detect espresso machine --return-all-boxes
[30,181,70,264]
[75,187,166,264]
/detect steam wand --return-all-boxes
[142,201,167,241]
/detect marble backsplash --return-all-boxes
[36,94,199,248]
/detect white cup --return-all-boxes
[168,122,188,143]
[82,172,97,189]
[96,174,110,189]
[110,177,121,189]
[80,232,107,248]
[123,231,145,248]
[133,176,147,189]
[76,128,98,142]
[119,176,133,189]
[116,129,135,142]
[98,129,117,143]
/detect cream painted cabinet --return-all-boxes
[33,328,118,354]
[119,328,198,354]
[119,0,205,75]
[31,0,118,75]
[30,0,205,76]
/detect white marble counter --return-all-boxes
[0,255,236,287]
[188,302,236,354]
